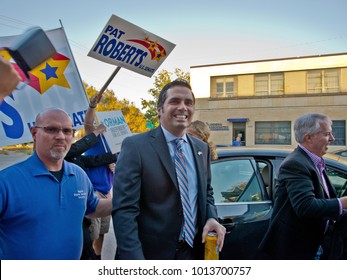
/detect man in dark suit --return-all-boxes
[112,78,226,260]
[259,113,347,259]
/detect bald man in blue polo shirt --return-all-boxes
[0,108,112,259]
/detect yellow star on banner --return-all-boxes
[152,49,166,62]
[148,41,158,52]
[0,50,12,61]
[29,53,70,94]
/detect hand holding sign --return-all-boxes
[89,93,103,108]
[96,110,132,153]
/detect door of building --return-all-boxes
[232,122,246,146]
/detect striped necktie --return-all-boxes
[175,138,195,247]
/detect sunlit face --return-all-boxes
[31,110,73,164]
[158,85,195,137]
[308,120,335,157]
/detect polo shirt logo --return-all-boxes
[73,190,87,199]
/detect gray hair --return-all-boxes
[294,113,332,143]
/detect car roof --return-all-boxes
[216,147,347,168]
[332,148,347,153]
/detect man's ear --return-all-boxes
[304,133,313,144]
[30,126,36,141]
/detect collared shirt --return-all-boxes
[299,144,343,214]
[161,126,198,231]
[299,144,330,198]
[0,152,99,259]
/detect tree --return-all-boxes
[141,68,190,128]
[83,82,147,133]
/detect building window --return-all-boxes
[255,72,284,96]
[331,120,346,146]
[255,121,291,145]
[211,76,237,98]
[307,69,340,94]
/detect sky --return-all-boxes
[1,0,347,109]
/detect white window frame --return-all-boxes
[255,73,284,96]
[211,76,237,98]
[307,69,340,94]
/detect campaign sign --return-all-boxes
[0,28,89,147]
[96,110,132,153]
[88,14,176,77]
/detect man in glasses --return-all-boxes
[0,107,112,259]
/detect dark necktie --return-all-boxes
[318,162,330,198]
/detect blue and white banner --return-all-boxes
[0,27,89,147]
[96,110,132,153]
[88,14,176,78]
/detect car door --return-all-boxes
[211,157,272,259]
[325,164,347,197]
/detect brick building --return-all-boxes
[190,52,347,151]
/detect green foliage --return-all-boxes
[141,68,190,127]
[83,82,147,133]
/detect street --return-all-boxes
[101,217,116,260]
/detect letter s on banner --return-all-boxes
[0,99,24,140]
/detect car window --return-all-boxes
[325,166,347,197]
[211,159,264,203]
[257,161,270,186]
[337,151,347,157]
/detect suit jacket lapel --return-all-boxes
[315,165,336,199]
[187,135,205,192]
[323,170,337,198]
[149,127,178,189]
[297,147,327,198]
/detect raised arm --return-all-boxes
[84,94,102,134]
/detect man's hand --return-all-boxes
[202,218,226,252]
[93,124,106,136]
[0,57,21,101]
[89,93,102,108]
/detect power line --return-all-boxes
[0,14,34,32]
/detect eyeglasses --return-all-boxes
[35,126,74,136]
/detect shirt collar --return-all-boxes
[299,144,325,171]
[161,125,188,143]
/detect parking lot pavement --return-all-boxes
[0,151,30,170]
[102,218,117,260]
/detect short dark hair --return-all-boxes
[157,78,195,108]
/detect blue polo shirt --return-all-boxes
[0,152,99,260]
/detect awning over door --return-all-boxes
[227,118,249,122]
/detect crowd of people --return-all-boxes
[1,63,347,260]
